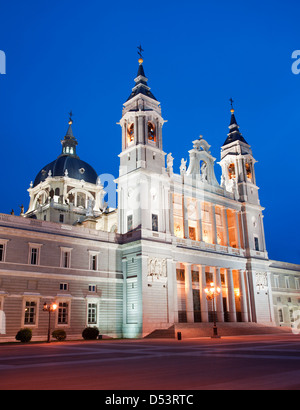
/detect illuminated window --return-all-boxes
[88,303,97,324]
[24,301,36,324]
[127,123,134,144]
[148,122,156,142]
[245,163,252,180]
[228,163,236,179]
[58,302,69,324]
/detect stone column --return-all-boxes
[199,265,208,322]
[172,262,179,323]
[235,211,241,249]
[184,263,194,322]
[166,259,175,323]
[223,207,230,246]
[211,204,217,244]
[238,269,248,322]
[226,268,237,322]
[214,267,224,322]
[197,200,203,242]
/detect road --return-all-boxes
[0,333,299,391]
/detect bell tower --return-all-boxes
[219,102,259,205]
[118,53,166,176]
[219,101,267,255]
[116,50,170,235]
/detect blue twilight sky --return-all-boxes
[0,0,299,264]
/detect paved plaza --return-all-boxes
[0,333,299,391]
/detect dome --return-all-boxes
[33,155,98,187]
[32,117,98,188]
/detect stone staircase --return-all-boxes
[144,323,292,339]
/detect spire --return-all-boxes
[126,46,157,102]
[60,111,79,158]
[222,99,248,146]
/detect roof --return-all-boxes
[33,155,98,187]
[126,62,157,102]
[223,110,249,146]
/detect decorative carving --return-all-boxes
[166,153,174,175]
[147,257,167,279]
[256,272,268,292]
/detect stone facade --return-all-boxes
[0,57,299,341]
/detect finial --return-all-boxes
[137,44,144,64]
[229,98,234,113]
[68,110,73,125]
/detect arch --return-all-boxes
[148,121,156,142]
[67,188,95,209]
[228,163,236,179]
[33,190,48,209]
[127,123,134,144]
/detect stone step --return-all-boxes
[144,323,292,338]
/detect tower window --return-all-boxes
[152,214,158,231]
[148,122,156,142]
[245,163,252,180]
[127,123,134,144]
[254,236,259,251]
[228,163,235,179]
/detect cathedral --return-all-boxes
[0,54,299,341]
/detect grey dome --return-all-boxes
[33,155,98,187]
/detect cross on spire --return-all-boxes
[68,110,73,125]
[229,98,234,109]
[137,44,144,59]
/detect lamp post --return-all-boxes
[43,302,57,343]
[204,282,221,338]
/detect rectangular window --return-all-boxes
[285,276,290,289]
[176,269,185,282]
[278,309,283,322]
[28,243,42,265]
[24,301,36,324]
[189,226,196,240]
[90,254,97,271]
[152,214,158,231]
[30,248,39,265]
[274,276,279,288]
[59,214,64,223]
[254,236,259,251]
[60,247,72,268]
[88,303,97,324]
[0,240,8,262]
[0,244,4,262]
[127,214,133,231]
[58,302,69,324]
[59,283,68,291]
[89,284,96,292]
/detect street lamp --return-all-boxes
[204,282,221,338]
[43,302,57,343]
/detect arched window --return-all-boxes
[228,163,235,179]
[77,193,86,208]
[127,123,134,144]
[148,122,156,142]
[245,163,252,180]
